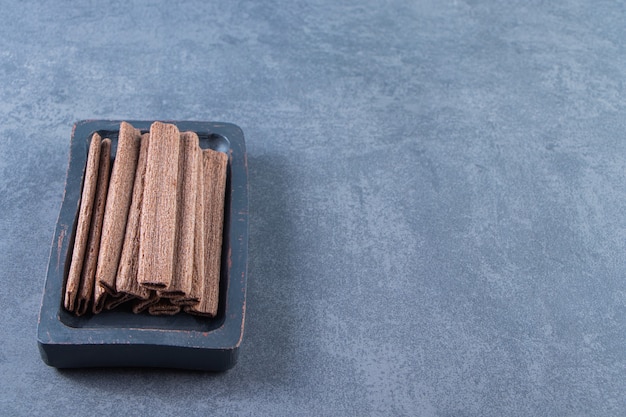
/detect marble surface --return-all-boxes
[1,1,625,415]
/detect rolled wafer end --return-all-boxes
[148,300,181,316]
[92,284,108,314]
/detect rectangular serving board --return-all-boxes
[37,120,248,371]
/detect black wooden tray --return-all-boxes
[37,120,248,371]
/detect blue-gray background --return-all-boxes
[1,1,625,415]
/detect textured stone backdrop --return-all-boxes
[1,1,625,415]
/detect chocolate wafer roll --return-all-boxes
[115,133,151,300]
[75,138,112,316]
[95,122,141,296]
[64,133,101,313]
[159,131,199,298]
[171,148,204,307]
[186,148,228,317]
[137,122,180,290]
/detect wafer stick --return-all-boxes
[64,133,101,312]
[171,148,204,306]
[116,133,151,300]
[159,132,199,297]
[186,148,228,317]
[95,122,141,296]
[75,138,111,316]
[137,122,180,290]
[148,300,181,316]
